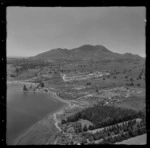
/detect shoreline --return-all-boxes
[14,113,58,145]
[14,95,68,145]
[48,91,73,132]
[8,80,72,145]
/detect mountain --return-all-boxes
[32,44,143,61]
[33,48,70,60]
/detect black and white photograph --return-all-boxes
[6,7,146,145]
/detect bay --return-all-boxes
[7,83,65,145]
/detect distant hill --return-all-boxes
[32,44,144,61]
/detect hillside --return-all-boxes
[32,44,144,61]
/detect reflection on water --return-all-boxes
[7,83,65,145]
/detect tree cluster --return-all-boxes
[81,118,146,144]
[65,105,145,131]
[23,85,28,91]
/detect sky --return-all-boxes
[7,7,146,57]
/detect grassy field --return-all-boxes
[114,96,146,112]
[115,134,147,145]
[78,119,93,129]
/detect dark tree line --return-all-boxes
[81,118,146,144]
[64,105,145,131]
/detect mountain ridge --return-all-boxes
[32,44,144,61]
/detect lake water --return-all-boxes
[7,83,66,145]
